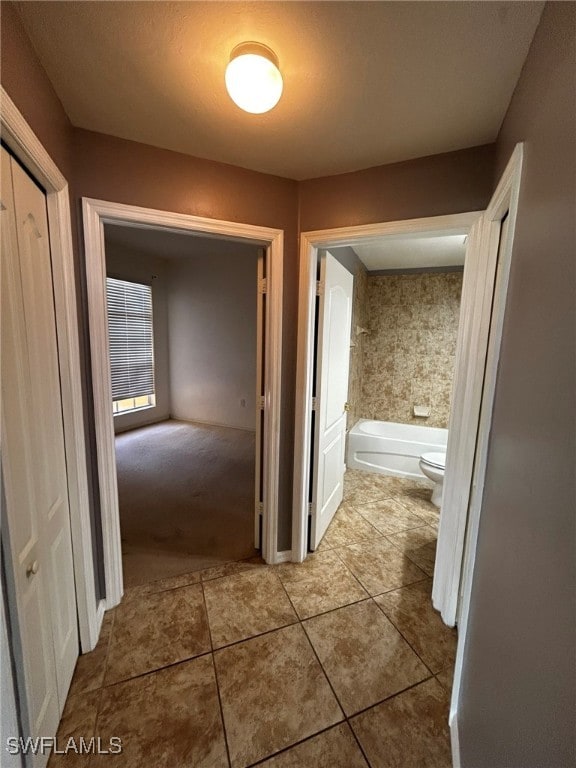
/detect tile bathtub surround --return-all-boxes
[359,271,463,429]
[347,261,369,429]
[50,472,456,768]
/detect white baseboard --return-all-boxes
[273,550,292,564]
[169,414,257,433]
[449,707,460,768]
[113,414,169,434]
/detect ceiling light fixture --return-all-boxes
[225,42,283,114]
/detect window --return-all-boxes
[106,277,155,415]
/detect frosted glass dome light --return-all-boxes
[225,42,283,114]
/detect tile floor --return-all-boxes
[51,469,457,768]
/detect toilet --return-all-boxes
[419,452,446,508]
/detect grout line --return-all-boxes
[199,580,215,654]
[211,617,300,654]
[299,619,347,721]
[348,718,373,768]
[99,649,215,689]
[347,676,437,721]
[83,473,445,768]
[370,595,436,676]
[211,660,233,768]
[242,722,352,768]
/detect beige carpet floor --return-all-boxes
[115,420,257,587]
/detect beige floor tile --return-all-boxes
[68,614,113,696]
[317,504,381,550]
[91,656,227,768]
[435,665,454,692]
[395,491,440,527]
[214,624,343,768]
[105,583,210,684]
[351,678,451,768]
[386,526,438,576]
[200,557,268,582]
[122,570,201,601]
[342,471,398,506]
[258,723,368,767]
[303,600,429,716]
[355,497,432,536]
[203,569,297,648]
[276,550,368,619]
[334,538,428,596]
[48,690,100,768]
[374,580,457,674]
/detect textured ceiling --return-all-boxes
[17,1,543,180]
[353,233,467,271]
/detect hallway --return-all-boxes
[53,469,456,767]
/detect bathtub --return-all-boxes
[347,419,448,480]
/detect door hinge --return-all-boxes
[316,281,324,296]
[258,278,268,294]
[311,396,318,411]
[257,502,263,515]
[258,395,265,410]
[308,503,314,515]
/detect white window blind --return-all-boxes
[106,277,155,401]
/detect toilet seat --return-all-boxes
[420,452,446,470]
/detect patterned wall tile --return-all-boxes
[348,271,463,429]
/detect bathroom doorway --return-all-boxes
[293,145,523,628]
[294,211,477,562]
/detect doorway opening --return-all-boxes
[83,199,284,609]
[102,223,262,588]
[294,212,479,561]
[294,143,523,652]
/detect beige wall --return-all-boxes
[359,272,462,429]
[1,0,498,556]
[458,3,575,766]
[167,242,259,432]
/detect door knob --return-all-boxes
[26,560,39,577]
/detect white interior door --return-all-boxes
[310,252,353,550]
[434,149,522,628]
[1,147,78,763]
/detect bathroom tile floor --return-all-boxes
[51,469,457,768]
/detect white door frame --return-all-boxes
[448,144,524,767]
[293,211,481,562]
[82,198,284,608]
[0,88,100,651]
[433,147,524,628]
